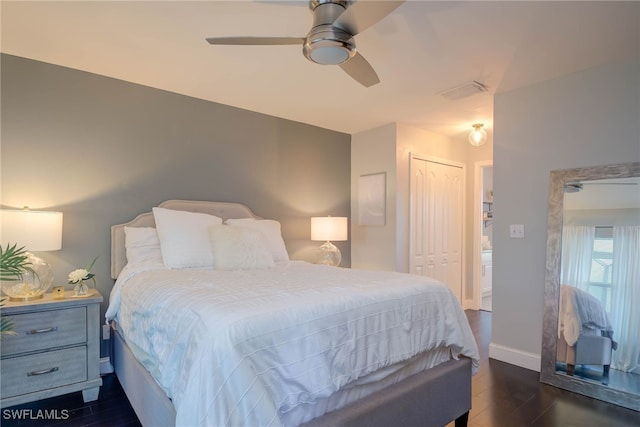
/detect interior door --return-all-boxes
[410,156,464,302]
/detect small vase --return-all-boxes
[73,281,89,297]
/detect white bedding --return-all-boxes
[106,261,479,427]
[558,284,617,348]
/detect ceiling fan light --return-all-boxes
[468,123,488,147]
[303,25,355,65]
[310,45,350,64]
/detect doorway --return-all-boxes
[474,162,493,311]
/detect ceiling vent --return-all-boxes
[439,81,488,101]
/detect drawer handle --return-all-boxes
[27,367,59,376]
[26,327,58,335]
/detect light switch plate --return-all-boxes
[510,224,525,238]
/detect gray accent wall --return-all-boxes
[1,54,351,356]
[491,57,640,368]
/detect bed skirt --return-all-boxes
[112,327,471,427]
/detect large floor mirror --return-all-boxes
[541,162,640,411]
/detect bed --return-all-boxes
[107,200,479,427]
[557,285,615,379]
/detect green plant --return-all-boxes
[0,243,35,338]
[0,243,34,282]
[0,297,17,338]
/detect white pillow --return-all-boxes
[225,218,289,262]
[209,225,275,270]
[124,227,164,267]
[152,207,223,268]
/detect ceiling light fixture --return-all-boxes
[468,123,488,147]
[303,26,355,65]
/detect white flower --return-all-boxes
[68,269,89,284]
[67,257,98,285]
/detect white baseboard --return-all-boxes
[489,342,541,372]
[100,357,114,375]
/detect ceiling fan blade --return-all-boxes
[206,36,304,45]
[333,0,405,36]
[339,52,380,87]
[584,182,638,186]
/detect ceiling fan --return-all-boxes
[205,0,405,87]
[564,181,639,193]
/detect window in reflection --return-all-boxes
[589,227,613,311]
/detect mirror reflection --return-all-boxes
[556,176,640,395]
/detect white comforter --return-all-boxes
[106,261,479,427]
[558,284,617,348]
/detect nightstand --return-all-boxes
[0,290,103,407]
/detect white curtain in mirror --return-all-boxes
[561,225,595,292]
[611,226,640,373]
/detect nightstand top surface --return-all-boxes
[1,290,103,314]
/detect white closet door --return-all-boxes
[411,158,428,276]
[410,156,464,302]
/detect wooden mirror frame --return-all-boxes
[540,161,640,411]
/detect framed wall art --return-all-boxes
[358,172,386,226]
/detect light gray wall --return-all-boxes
[350,123,398,271]
[1,54,351,355]
[492,57,640,368]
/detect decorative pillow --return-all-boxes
[152,207,223,268]
[225,218,289,262]
[124,227,163,267]
[209,225,275,270]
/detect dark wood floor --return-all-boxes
[0,373,141,427]
[2,310,639,426]
[460,310,640,427]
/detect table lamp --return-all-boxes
[1,208,63,301]
[311,216,348,267]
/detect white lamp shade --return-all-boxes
[311,217,348,242]
[0,209,63,251]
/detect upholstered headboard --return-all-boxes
[111,200,261,279]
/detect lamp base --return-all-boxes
[316,241,341,267]
[1,252,53,302]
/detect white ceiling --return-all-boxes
[564,178,640,211]
[2,1,639,139]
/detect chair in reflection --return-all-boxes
[557,285,616,381]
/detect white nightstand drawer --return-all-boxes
[0,346,87,398]
[1,307,87,356]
